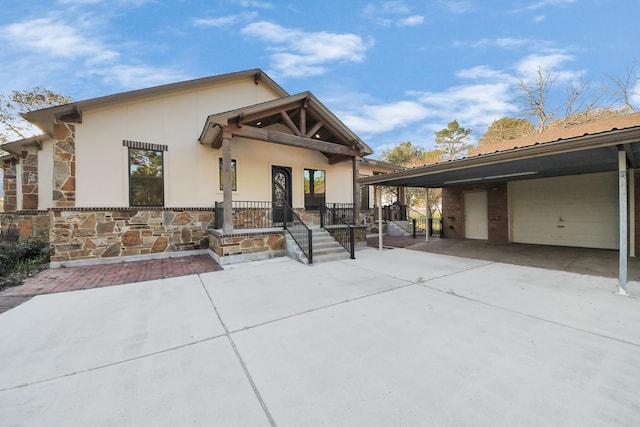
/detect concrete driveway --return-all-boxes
[1,248,639,426]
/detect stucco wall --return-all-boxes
[74,78,283,207]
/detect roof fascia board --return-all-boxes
[360,126,640,185]
[23,69,288,129]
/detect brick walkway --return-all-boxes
[0,255,222,314]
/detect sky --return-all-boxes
[1,0,639,157]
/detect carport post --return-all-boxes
[425,188,429,243]
[630,169,635,258]
[618,150,629,295]
[377,185,383,251]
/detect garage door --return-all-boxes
[510,172,619,249]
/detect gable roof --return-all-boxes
[199,91,373,161]
[21,69,288,135]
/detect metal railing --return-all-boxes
[320,203,355,259]
[283,203,313,264]
[215,200,281,229]
[382,204,443,238]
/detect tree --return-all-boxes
[478,117,534,146]
[0,87,71,144]
[434,120,473,160]
[607,60,639,112]
[379,141,425,166]
[378,142,444,216]
[515,67,555,133]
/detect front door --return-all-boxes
[272,166,292,223]
[464,191,488,240]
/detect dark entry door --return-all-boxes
[272,166,292,223]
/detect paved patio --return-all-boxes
[0,254,222,314]
[0,247,638,426]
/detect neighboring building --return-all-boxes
[362,112,640,253]
[0,69,395,265]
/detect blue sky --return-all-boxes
[1,0,639,156]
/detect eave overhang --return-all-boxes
[360,126,640,188]
[21,69,288,136]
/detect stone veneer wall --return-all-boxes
[49,208,214,263]
[209,229,285,264]
[53,123,76,208]
[21,149,39,210]
[2,160,17,213]
[0,210,50,241]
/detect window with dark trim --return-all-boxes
[304,168,325,210]
[124,140,167,206]
[128,147,164,206]
[219,158,237,191]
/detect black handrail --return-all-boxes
[283,203,313,264]
[320,203,355,259]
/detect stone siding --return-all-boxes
[49,208,214,263]
[209,229,285,264]
[0,210,50,241]
[2,159,17,213]
[21,149,39,209]
[53,123,76,208]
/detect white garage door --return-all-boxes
[510,172,619,249]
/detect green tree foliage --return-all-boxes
[379,141,425,166]
[378,142,444,216]
[434,120,473,160]
[0,87,71,144]
[478,117,534,146]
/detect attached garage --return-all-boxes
[510,172,619,249]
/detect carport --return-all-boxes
[360,116,640,295]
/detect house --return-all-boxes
[360,112,640,293]
[0,69,396,265]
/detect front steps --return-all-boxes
[285,226,351,264]
[387,220,412,237]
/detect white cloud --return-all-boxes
[534,15,546,23]
[93,64,188,89]
[230,0,274,8]
[520,0,577,11]
[515,52,582,83]
[453,37,532,50]
[399,15,425,27]
[1,18,118,63]
[363,2,424,27]
[194,12,257,27]
[241,22,372,77]
[340,101,432,134]
[437,0,473,14]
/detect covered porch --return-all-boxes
[198,92,373,264]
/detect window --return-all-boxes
[129,148,164,206]
[304,169,325,210]
[219,158,237,191]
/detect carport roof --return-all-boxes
[360,113,640,188]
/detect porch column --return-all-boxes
[377,185,383,251]
[222,131,233,234]
[618,150,629,295]
[352,156,360,225]
[425,187,429,243]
